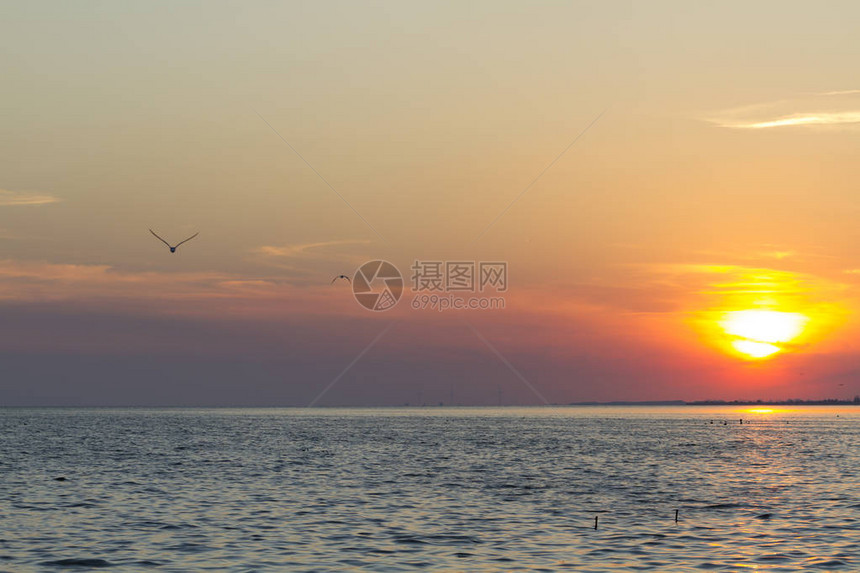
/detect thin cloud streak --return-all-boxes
[818,89,860,96]
[724,112,860,129]
[255,239,371,259]
[707,91,860,130]
[0,190,60,207]
[250,239,373,281]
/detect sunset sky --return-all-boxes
[3,1,860,405]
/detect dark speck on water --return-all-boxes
[2,406,859,571]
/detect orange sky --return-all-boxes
[2,2,860,405]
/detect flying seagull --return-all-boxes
[331,274,351,284]
[149,229,199,253]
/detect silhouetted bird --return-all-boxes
[150,229,199,253]
[331,274,350,284]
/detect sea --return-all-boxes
[1,406,858,571]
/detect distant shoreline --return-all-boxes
[569,399,860,406]
[2,400,859,408]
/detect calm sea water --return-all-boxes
[1,406,858,571]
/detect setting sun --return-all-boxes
[690,267,846,363]
[730,340,781,359]
[720,310,808,359]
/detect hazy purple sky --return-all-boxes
[3,1,860,405]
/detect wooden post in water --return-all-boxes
[594,515,598,530]
[675,509,679,523]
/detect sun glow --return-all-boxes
[720,310,808,359]
[721,310,807,344]
[730,339,780,359]
[688,267,845,362]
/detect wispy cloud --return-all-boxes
[818,89,860,96]
[725,112,860,130]
[706,91,860,130]
[0,189,60,207]
[0,259,361,320]
[247,239,376,285]
[627,263,851,311]
[254,239,371,259]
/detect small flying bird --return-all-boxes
[149,229,199,253]
[331,274,350,284]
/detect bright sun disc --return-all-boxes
[720,310,808,359]
[731,340,780,358]
[721,310,807,343]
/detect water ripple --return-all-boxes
[1,407,858,571]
